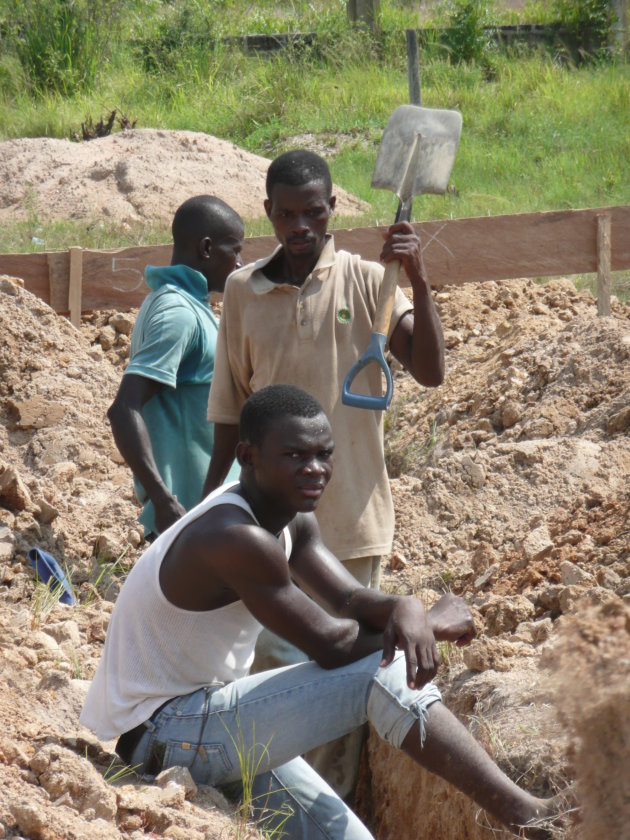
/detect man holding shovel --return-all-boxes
[203,150,444,798]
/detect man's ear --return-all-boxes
[263,199,272,220]
[328,195,336,214]
[236,440,254,468]
[199,236,213,259]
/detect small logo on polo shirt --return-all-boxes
[337,307,351,325]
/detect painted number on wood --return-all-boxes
[111,257,144,292]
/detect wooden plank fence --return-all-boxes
[1,205,628,325]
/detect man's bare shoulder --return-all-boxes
[288,510,320,548]
[185,500,262,544]
[160,501,292,610]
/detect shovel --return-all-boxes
[341,104,462,410]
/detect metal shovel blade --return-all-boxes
[371,104,462,200]
[341,104,462,411]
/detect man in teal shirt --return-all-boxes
[108,195,244,539]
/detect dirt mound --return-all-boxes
[0,268,629,838]
[0,129,368,227]
[545,600,630,840]
[0,277,243,838]
[0,276,138,571]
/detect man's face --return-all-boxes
[264,181,336,262]
[251,412,334,514]
[203,221,244,292]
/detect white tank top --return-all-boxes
[79,484,292,740]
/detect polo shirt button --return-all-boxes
[300,319,306,326]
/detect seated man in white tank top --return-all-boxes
[80,385,563,840]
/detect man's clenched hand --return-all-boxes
[153,493,186,534]
[428,593,476,647]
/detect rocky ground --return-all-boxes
[360,277,630,839]
[0,268,629,839]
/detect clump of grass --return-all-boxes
[3,0,127,95]
[84,545,131,604]
[222,714,293,839]
[385,404,441,478]
[67,643,82,678]
[438,639,464,669]
[102,756,141,783]
[31,563,76,629]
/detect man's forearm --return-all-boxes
[108,403,172,503]
[337,586,400,631]
[202,422,239,498]
[317,622,385,669]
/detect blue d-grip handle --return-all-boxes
[342,332,393,410]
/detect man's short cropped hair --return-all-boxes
[240,385,326,446]
[266,150,332,199]
[172,195,242,251]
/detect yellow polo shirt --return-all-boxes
[208,236,412,561]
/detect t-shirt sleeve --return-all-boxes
[125,295,197,388]
[207,278,252,424]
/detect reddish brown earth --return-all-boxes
[1,184,629,836]
[1,270,628,839]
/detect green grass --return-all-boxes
[0,1,628,254]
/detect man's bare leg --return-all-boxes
[402,701,558,836]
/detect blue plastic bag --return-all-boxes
[28,547,75,606]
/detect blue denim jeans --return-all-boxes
[128,651,442,840]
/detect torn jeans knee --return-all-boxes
[366,652,442,750]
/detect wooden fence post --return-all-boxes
[406,29,422,106]
[68,247,83,327]
[611,0,629,54]
[346,0,380,31]
[597,213,612,316]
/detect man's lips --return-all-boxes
[288,237,315,249]
[298,484,325,498]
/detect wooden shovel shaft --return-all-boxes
[372,259,402,337]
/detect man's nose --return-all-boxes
[302,457,325,474]
[291,215,309,232]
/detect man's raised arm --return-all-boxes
[384,221,445,388]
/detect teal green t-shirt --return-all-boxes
[125,264,239,535]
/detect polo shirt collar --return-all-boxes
[248,235,337,295]
[145,264,209,301]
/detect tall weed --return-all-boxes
[3,0,127,94]
[442,0,497,65]
[552,0,614,61]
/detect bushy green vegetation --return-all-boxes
[0,0,627,255]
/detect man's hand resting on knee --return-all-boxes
[380,593,475,690]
